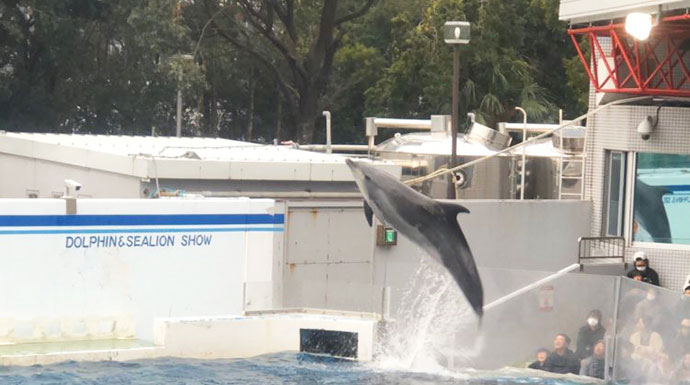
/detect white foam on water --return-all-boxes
[373,258,483,378]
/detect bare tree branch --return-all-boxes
[236,0,306,81]
[209,16,299,102]
[335,0,377,26]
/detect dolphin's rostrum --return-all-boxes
[345,158,484,318]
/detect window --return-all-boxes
[633,152,690,245]
[604,151,626,237]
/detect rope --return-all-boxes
[403,96,653,186]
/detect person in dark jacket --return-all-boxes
[580,340,606,379]
[528,348,549,371]
[576,309,606,360]
[545,333,580,375]
[625,251,660,286]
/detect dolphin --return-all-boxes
[345,158,483,318]
[634,180,671,243]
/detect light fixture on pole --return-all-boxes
[443,21,471,199]
[625,12,655,41]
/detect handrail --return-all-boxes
[403,96,653,186]
[578,236,625,263]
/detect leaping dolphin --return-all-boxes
[634,180,671,243]
[345,159,484,318]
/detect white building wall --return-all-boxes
[0,198,284,342]
[0,153,141,198]
[585,104,690,291]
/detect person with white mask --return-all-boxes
[625,251,660,286]
[576,309,606,360]
[669,318,690,359]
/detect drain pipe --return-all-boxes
[322,111,332,154]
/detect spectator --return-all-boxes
[629,316,665,362]
[631,269,652,284]
[669,318,690,359]
[576,309,606,360]
[528,348,549,371]
[544,333,580,375]
[670,353,690,385]
[634,288,666,332]
[580,340,605,379]
[625,251,660,286]
[685,285,690,297]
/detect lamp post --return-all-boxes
[515,106,527,200]
[444,21,471,198]
[174,54,195,138]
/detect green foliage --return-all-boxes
[0,0,589,142]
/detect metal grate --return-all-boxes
[578,236,625,263]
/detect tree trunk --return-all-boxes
[247,76,255,141]
[297,83,319,143]
[275,91,282,142]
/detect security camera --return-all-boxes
[637,116,656,141]
[64,179,82,191]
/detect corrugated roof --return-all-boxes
[560,0,690,23]
[0,132,400,182]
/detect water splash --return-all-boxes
[374,258,482,376]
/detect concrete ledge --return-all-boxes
[154,310,380,361]
[0,339,162,366]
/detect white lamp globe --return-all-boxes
[625,12,653,41]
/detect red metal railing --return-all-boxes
[568,14,690,97]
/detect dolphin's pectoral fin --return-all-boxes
[363,201,374,227]
[436,201,470,225]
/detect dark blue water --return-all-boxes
[0,353,598,385]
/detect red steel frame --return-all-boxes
[569,14,690,97]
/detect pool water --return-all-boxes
[0,353,601,385]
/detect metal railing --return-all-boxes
[578,236,625,263]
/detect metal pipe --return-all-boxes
[296,144,369,152]
[322,111,332,154]
[372,118,432,130]
[515,107,527,200]
[191,191,363,199]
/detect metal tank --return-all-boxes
[375,122,513,199]
[508,126,586,199]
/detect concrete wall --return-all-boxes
[0,198,283,342]
[0,153,141,198]
[282,200,592,315]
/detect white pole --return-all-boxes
[515,107,527,200]
[484,263,580,311]
[176,88,182,137]
[322,111,332,154]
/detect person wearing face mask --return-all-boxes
[576,309,606,360]
[625,251,660,286]
[669,318,690,359]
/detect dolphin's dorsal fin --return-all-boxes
[363,201,374,227]
[436,201,470,225]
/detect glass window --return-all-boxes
[604,151,625,236]
[633,152,690,244]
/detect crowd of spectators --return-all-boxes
[525,251,690,384]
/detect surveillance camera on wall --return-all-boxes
[637,116,656,141]
[64,179,82,191]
